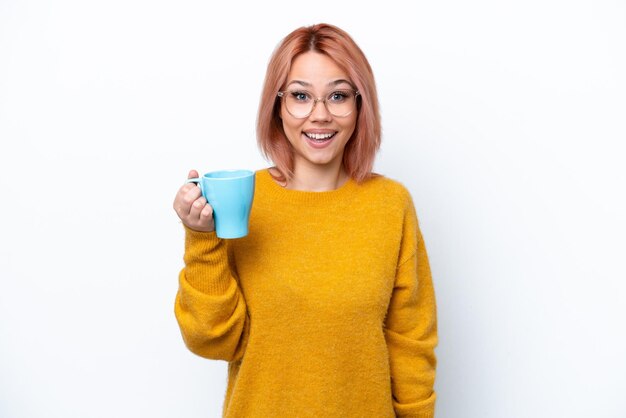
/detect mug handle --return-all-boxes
[185,177,203,192]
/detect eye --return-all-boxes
[289,91,311,102]
[328,90,350,102]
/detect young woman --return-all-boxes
[173,23,438,418]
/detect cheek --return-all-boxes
[281,119,300,145]
[281,114,301,136]
[342,117,357,138]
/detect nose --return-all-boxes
[309,98,332,122]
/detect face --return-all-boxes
[280,51,358,175]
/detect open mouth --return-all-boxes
[303,131,337,143]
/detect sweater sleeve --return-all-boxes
[174,226,250,362]
[384,202,438,418]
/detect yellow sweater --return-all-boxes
[175,168,438,417]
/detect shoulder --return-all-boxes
[255,167,286,187]
[359,173,415,208]
[265,167,287,186]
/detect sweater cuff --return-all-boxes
[183,225,221,248]
[394,392,436,418]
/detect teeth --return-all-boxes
[305,132,335,140]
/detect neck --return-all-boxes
[287,162,349,192]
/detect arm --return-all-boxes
[174,226,250,362]
[384,205,438,418]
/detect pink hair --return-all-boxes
[256,23,381,183]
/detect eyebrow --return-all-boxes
[286,79,353,88]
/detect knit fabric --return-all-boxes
[175,168,438,417]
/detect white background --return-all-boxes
[1,1,625,417]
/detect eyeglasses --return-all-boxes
[277,89,360,119]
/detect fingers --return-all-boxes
[174,183,202,217]
[188,195,207,220]
[199,202,214,225]
[187,196,214,225]
[185,197,214,231]
[173,170,215,232]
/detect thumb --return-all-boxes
[188,169,199,179]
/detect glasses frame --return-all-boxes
[277,89,360,119]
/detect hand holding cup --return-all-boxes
[173,170,216,233]
[174,169,255,238]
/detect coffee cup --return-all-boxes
[186,169,255,239]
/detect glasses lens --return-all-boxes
[284,90,357,118]
[284,91,313,118]
[326,90,357,117]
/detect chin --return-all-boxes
[306,153,342,167]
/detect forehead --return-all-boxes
[287,51,351,87]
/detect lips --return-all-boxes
[304,130,337,142]
[304,132,336,140]
[302,131,337,149]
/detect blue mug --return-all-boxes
[186,169,255,239]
